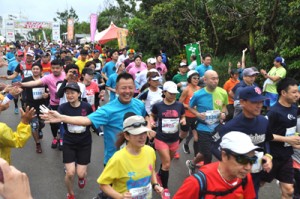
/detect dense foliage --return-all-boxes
[95,0,300,81]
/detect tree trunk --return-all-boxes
[204,1,219,56]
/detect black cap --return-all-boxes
[63,82,80,93]
[80,49,88,55]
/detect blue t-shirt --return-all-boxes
[7,60,21,82]
[211,113,270,160]
[151,101,185,143]
[189,87,228,133]
[106,73,118,101]
[87,98,146,164]
[58,102,93,145]
[6,52,15,63]
[195,64,213,77]
[267,102,298,159]
[102,61,116,78]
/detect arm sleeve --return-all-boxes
[56,80,67,98]
[15,64,22,74]
[97,154,119,185]
[173,177,200,199]
[138,90,148,101]
[87,107,109,129]
[0,122,31,148]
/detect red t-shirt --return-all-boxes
[41,62,52,75]
[85,81,99,111]
[173,162,256,199]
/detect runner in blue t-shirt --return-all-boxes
[186,70,228,168]
[101,49,118,81]
[40,73,147,165]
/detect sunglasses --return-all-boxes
[124,121,147,129]
[226,150,257,165]
[192,77,200,80]
[18,55,24,57]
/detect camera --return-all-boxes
[72,71,78,77]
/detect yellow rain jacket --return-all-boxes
[0,122,31,164]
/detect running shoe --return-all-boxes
[14,108,19,114]
[38,130,43,139]
[51,138,58,149]
[161,188,171,199]
[58,138,63,151]
[36,143,42,153]
[67,193,75,199]
[174,151,180,159]
[186,160,196,175]
[156,172,162,186]
[78,178,86,189]
[182,143,190,154]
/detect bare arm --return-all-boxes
[272,134,300,146]
[241,48,247,69]
[106,86,116,93]
[101,72,108,81]
[5,71,19,80]
[41,110,92,126]
[178,89,188,106]
[228,62,232,74]
[21,79,43,88]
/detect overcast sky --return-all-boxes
[0,0,116,22]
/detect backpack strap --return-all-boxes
[192,170,207,199]
[193,170,248,198]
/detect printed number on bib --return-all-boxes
[32,87,45,100]
[162,118,179,134]
[129,183,152,199]
[205,110,220,125]
[284,126,296,147]
[67,124,86,134]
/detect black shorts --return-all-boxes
[261,157,294,184]
[63,143,92,165]
[180,117,197,132]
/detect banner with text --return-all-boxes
[5,20,15,42]
[185,42,201,65]
[15,21,52,29]
[90,14,98,43]
[52,22,60,41]
[67,18,74,41]
[117,29,127,49]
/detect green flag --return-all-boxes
[185,42,201,65]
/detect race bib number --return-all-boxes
[32,87,45,100]
[162,118,179,134]
[67,124,86,134]
[180,82,187,91]
[129,183,152,199]
[285,126,296,147]
[95,63,101,71]
[205,110,220,125]
[23,70,33,78]
[86,95,95,106]
[251,151,264,173]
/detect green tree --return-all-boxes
[53,7,79,33]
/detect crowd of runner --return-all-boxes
[0,40,299,199]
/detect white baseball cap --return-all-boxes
[123,115,154,135]
[220,131,261,155]
[163,81,179,94]
[187,70,199,78]
[147,58,156,64]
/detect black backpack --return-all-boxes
[193,170,248,199]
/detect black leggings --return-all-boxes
[49,105,60,138]
[197,131,213,164]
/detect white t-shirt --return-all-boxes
[188,60,197,70]
[135,69,163,89]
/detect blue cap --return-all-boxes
[239,86,268,102]
[275,56,286,66]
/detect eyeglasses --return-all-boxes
[124,121,147,129]
[192,77,200,80]
[231,153,257,165]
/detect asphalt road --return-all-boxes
[0,69,280,199]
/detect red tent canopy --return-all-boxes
[96,22,128,44]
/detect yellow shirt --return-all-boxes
[0,122,31,164]
[75,59,88,74]
[97,145,156,198]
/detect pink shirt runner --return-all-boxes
[126,61,147,73]
[41,72,66,106]
[156,62,167,75]
[128,65,147,79]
